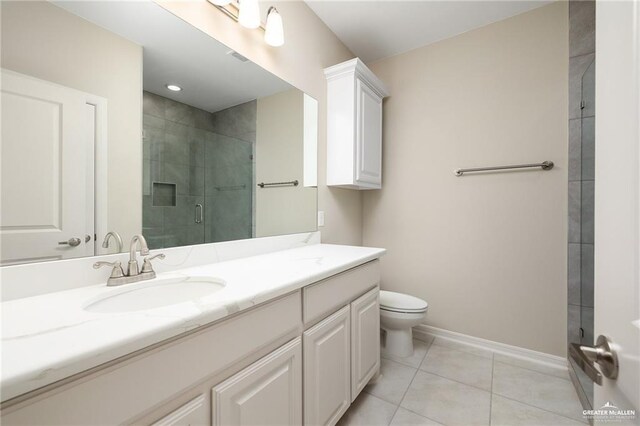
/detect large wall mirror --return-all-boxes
[0,1,318,266]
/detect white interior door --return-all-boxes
[1,70,95,264]
[593,1,639,421]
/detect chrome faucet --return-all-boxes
[101,231,123,253]
[94,234,164,286]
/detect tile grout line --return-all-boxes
[386,365,418,425]
[392,339,445,426]
[492,359,571,382]
[372,338,435,425]
[390,338,432,420]
[493,393,588,425]
[417,368,493,394]
[430,338,571,383]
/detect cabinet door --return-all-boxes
[355,79,383,187]
[350,288,380,401]
[303,306,351,426]
[151,395,207,426]
[212,338,302,426]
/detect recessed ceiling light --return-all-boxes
[166,84,182,92]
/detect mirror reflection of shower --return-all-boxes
[143,93,255,249]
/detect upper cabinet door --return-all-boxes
[303,305,351,426]
[350,287,380,401]
[325,58,388,190]
[212,338,302,426]
[355,79,383,187]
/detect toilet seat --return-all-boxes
[379,290,428,314]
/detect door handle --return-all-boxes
[569,335,619,385]
[195,203,203,224]
[58,237,82,247]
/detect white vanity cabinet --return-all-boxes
[302,261,380,425]
[1,261,381,426]
[303,306,351,426]
[151,395,208,426]
[350,288,381,401]
[212,338,302,426]
[325,58,388,190]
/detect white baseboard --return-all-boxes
[413,324,568,370]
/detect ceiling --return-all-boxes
[305,1,552,62]
[54,1,292,113]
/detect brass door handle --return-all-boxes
[569,335,619,386]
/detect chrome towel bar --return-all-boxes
[454,161,554,176]
[257,180,299,188]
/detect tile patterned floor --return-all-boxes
[338,337,587,426]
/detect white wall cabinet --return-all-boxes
[350,287,381,401]
[325,58,388,190]
[212,338,302,426]
[303,306,351,426]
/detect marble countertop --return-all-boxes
[1,243,385,402]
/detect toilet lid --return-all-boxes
[379,290,428,313]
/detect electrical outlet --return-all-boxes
[317,211,325,227]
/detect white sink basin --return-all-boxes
[84,276,226,313]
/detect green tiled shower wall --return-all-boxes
[142,91,255,249]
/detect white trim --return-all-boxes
[86,95,108,255]
[303,93,318,188]
[413,324,567,370]
[324,58,389,98]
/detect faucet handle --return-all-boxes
[141,253,165,274]
[93,261,125,278]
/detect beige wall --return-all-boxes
[157,1,360,245]
[256,89,317,237]
[364,3,569,356]
[1,1,142,248]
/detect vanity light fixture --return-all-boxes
[207,0,284,47]
[264,7,284,47]
[166,84,182,92]
[238,0,260,29]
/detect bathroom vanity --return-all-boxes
[0,241,384,425]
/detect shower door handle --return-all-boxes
[195,203,203,224]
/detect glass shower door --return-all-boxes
[203,133,254,243]
[570,58,595,407]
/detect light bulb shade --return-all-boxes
[264,7,284,47]
[209,0,232,6]
[238,0,260,29]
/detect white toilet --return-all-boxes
[380,290,428,358]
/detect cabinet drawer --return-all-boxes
[303,260,379,326]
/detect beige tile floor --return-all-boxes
[338,337,587,426]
